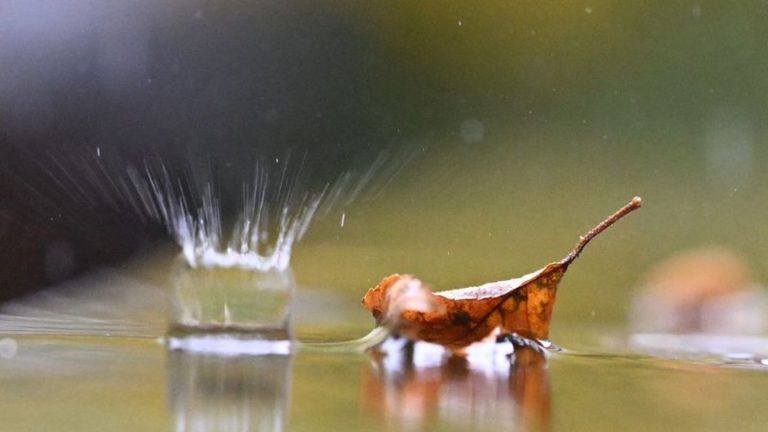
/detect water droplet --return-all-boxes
[459,118,485,144]
[0,338,17,359]
[692,5,702,18]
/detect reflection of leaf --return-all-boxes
[361,344,550,431]
[362,197,642,350]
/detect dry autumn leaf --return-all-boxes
[362,197,642,350]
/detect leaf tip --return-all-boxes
[560,196,643,266]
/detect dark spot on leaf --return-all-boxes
[451,311,472,326]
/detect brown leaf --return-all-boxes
[362,197,642,350]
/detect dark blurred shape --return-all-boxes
[167,350,292,432]
[630,247,767,334]
[0,155,162,302]
[362,343,550,431]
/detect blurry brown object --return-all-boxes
[362,197,642,350]
[361,345,550,431]
[631,247,767,333]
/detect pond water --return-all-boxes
[2,242,768,432]
[3,316,768,432]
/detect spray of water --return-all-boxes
[127,150,408,272]
[128,163,321,271]
[14,142,412,276]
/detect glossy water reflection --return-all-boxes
[168,350,292,432]
[362,344,550,432]
[2,258,768,431]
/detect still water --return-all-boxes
[3,317,768,431]
[2,238,768,432]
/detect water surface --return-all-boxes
[1,260,767,432]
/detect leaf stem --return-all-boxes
[559,196,642,266]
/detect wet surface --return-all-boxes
[3,330,768,431]
[2,263,768,432]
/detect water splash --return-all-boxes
[17,143,414,277]
[125,148,414,272]
[128,160,325,271]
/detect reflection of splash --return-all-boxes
[167,350,292,432]
[362,341,550,431]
